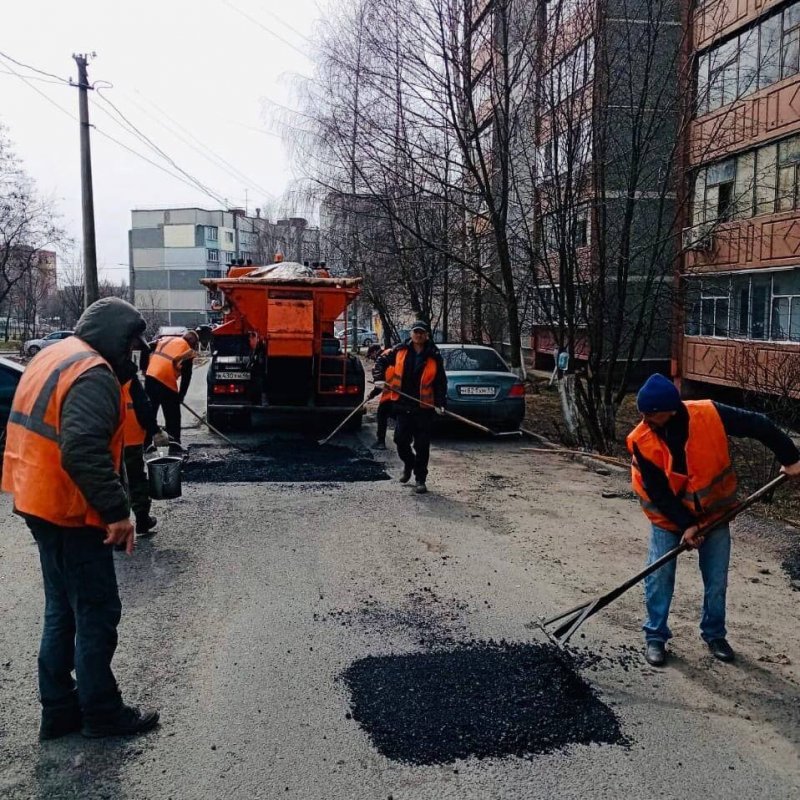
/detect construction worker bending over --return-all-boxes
[121,353,170,539]
[2,298,160,739]
[373,321,447,494]
[628,373,800,668]
[145,330,198,444]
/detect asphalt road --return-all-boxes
[1,377,799,799]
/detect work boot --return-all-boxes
[399,467,412,484]
[644,641,666,667]
[135,515,158,538]
[414,482,428,495]
[40,706,82,741]
[81,705,160,739]
[707,638,735,662]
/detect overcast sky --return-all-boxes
[2,0,320,281]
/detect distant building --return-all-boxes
[129,207,319,327]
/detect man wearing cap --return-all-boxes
[2,298,160,739]
[373,321,447,494]
[627,373,800,667]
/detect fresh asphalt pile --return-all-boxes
[182,437,390,483]
[342,640,626,765]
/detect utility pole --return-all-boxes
[73,53,99,308]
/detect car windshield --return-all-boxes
[442,347,507,372]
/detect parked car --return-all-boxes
[438,344,525,431]
[22,330,73,357]
[0,356,25,462]
[336,327,378,347]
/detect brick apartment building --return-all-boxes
[679,0,800,395]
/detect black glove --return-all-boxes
[368,386,382,400]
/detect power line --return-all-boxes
[0,68,70,86]
[93,89,229,206]
[0,54,252,208]
[0,49,71,84]
[122,90,277,199]
[221,0,311,60]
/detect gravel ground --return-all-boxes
[1,392,799,798]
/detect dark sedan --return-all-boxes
[439,344,525,430]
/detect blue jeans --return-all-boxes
[28,518,123,720]
[643,523,731,644]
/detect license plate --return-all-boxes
[458,385,496,396]
[216,371,250,380]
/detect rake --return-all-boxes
[387,385,523,438]
[536,473,789,648]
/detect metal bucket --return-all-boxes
[145,445,183,500]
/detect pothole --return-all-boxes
[183,438,390,483]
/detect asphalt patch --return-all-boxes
[182,438,390,483]
[342,640,626,764]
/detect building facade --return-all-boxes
[129,208,317,327]
[679,0,800,394]
[529,0,680,375]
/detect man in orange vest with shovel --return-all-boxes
[2,298,160,739]
[145,330,198,444]
[628,373,800,667]
[374,321,447,494]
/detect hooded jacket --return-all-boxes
[58,298,148,524]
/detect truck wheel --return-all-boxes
[207,409,227,431]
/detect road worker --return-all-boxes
[373,321,447,494]
[628,373,800,667]
[120,351,169,539]
[369,347,395,450]
[145,330,199,444]
[2,297,160,739]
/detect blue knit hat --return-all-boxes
[636,374,682,413]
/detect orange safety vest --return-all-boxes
[387,347,438,408]
[1,337,124,529]
[122,380,146,447]
[146,336,194,392]
[378,349,394,405]
[627,400,738,532]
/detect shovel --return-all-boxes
[536,473,789,648]
[387,386,522,438]
[317,396,372,446]
[181,400,250,453]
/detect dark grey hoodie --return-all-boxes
[57,298,148,525]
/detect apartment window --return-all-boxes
[771,270,800,340]
[783,5,800,79]
[694,158,735,224]
[686,271,800,341]
[224,231,234,244]
[544,38,594,105]
[777,134,800,210]
[755,144,778,215]
[206,226,218,241]
[698,2,800,115]
[225,251,235,265]
[239,251,251,262]
[534,285,560,323]
[574,205,591,248]
[207,249,219,262]
[205,269,222,279]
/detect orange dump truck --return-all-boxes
[200,262,364,429]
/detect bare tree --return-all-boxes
[0,122,66,328]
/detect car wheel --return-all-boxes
[27,345,40,357]
[362,338,372,347]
